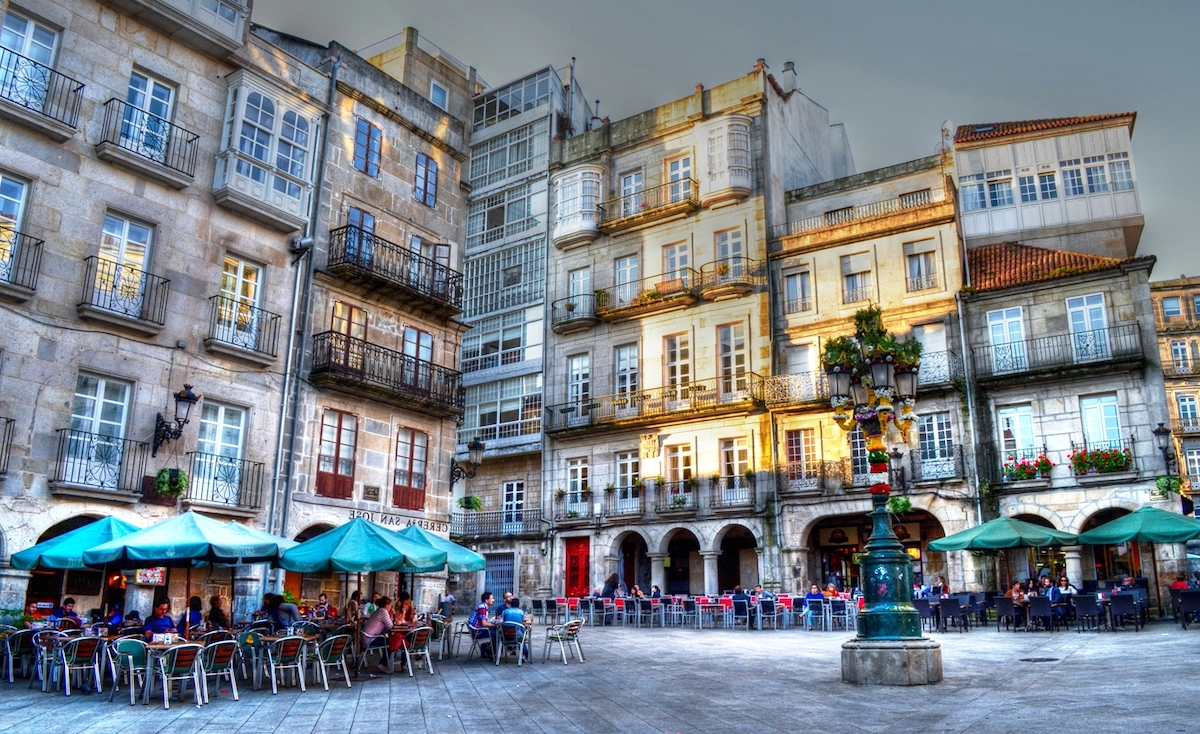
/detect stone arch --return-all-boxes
[711,522,759,554]
[793,498,873,548]
[294,523,335,542]
[1067,498,1142,535]
[608,528,651,556]
[655,523,705,555]
[1002,502,1064,530]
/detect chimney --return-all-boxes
[781,61,797,94]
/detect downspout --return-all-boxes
[946,166,982,527]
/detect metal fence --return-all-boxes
[99,98,200,176]
[78,256,170,325]
[0,47,84,128]
[310,331,464,413]
[207,295,281,357]
[710,477,754,508]
[0,230,43,292]
[601,179,698,223]
[186,451,265,509]
[971,324,1143,378]
[327,225,464,310]
[544,373,764,432]
[450,509,543,538]
[52,429,148,494]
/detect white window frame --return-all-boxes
[664,334,691,392]
[1163,297,1182,318]
[471,118,549,189]
[717,323,748,397]
[663,242,689,283]
[65,374,131,490]
[1080,394,1122,451]
[566,458,589,514]
[1171,340,1190,373]
[0,174,28,281]
[620,171,644,216]
[459,374,542,443]
[615,452,640,511]
[429,80,449,110]
[194,401,247,504]
[1067,293,1110,362]
[784,270,811,314]
[1176,394,1198,429]
[987,307,1026,373]
[502,481,524,531]
[997,404,1036,463]
[667,155,692,202]
[719,437,750,499]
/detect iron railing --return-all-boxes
[600,179,698,224]
[0,417,13,475]
[544,373,764,432]
[971,324,1143,378]
[906,273,939,292]
[554,497,593,521]
[456,414,541,445]
[310,331,464,413]
[326,225,464,311]
[550,294,599,326]
[917,350,963,386]
[185,451,265,509]
[987,446,1050,483]
[654,481,697,513]
[770,188,934,239]
[909,444,966,482]
[99,98,200,176]
[778,460,830,494]
[784,296,812,314]
[1167,360,1200,376]
[595,268,701,316]
[1172,417,1200,436]
[840,458,871,489]
[78,256,170,325]
[0,230,43,292]
[207,295,281,358]
[710,477,754,508]
[0,47,84,128]
[763,371,828,406]
[603,488,645,518]
[698,257,765,292]
[842,285,873,304]
[450,509,543,538]
[52,429,148,494]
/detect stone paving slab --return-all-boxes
[0,622,1195,733]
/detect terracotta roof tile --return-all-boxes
[954,113,1135,144]
[968,242,1143,292]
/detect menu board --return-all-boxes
[135,567,166,585]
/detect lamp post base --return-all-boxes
[841,638,943,686]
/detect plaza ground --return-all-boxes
[0,622,1195,734]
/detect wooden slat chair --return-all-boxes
[265,636,307,693]
[151,644,203,709]
[311,634,353,690]
[53,636,103,696]
[400,627,436,676]
[198,640,239,703]
[543,620,584,665]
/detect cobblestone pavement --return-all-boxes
[0,621,1195,734]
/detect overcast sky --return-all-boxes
[254,0,1198,280]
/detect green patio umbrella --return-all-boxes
[395,524,486,573]
[226,521,298,552]
[1077,506,1200,545]
[277,517,447,573]
[11,516,141,570]
[82,510,282,568]
[928,516,1078,551]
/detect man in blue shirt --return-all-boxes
[468,592,496,658]
[499,598,528,661]
[48,597,81,624]
[143,601,178,639]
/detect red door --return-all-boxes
[564,537,590,597]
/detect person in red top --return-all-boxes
[1171,574,1191,590]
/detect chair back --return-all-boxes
[806,598,824,614]
[683,599,697,613]
[732,599,749,617]
[1109,594,1137,616]
[1180,590,1200,614]
[994,597,1016,618]
[564,619,583,638]
[639,599,653,613]
[6,629,35,656]
[940,597,962,617]
[163,644,203,675]
[320,634,351,662]
[293,621,320,636]
[760,599,776,616]
[1072,595,1099,617]
[114,638,148,668]
[197,630,234,645]
[271,636,305,664]
[201,640,237,671]
[1028,596,1052,617]
[407,627,433,652]
[531,599,544,613]
[499,622,523,643]
[831,599,848,615]
[55,617,81,631]
[61,636,101,664]
[546,599,559,613]
[245,619,273,632]
[912,598,932,616]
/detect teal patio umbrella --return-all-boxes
[226,521,298,553]
[11,516,141,570]
[928,516,1078,551]
[1078,506,1200,613]
[395,524,486,573]
[277,518,446,574]
[82,511,282,568]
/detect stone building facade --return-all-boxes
[1149,275,1200,497]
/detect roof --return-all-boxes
[954,112,1136,144]
[968,242,1151,292]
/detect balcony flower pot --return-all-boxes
[457,495,483,512]
[605,483,615,494]
[716,263,730,276]
[564,301,576,312]
[555,488,566,501]
[670,495,688,508]
[656,278,685,296]
[155,468,188,498]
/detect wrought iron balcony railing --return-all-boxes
[0,47,84,128]
[550,294,600,327]
[906,273,939,292]
[326,225,464,312]
[916,350,963,386]
[908,444,966,482]
[763,371,828,407]
[603,488,645,518]
[99,98,200,176]
[971,324,1143,379]
[784,296,812,314]
[770,188,935,239]
[544,373,764,433]
[594,268,701,319]
[554,497,593,522]
[710,477,755,508]
[698,257,765,295]
[450,509,543,538]
[0,416,13,475]
[600,179,699,226]
[842,285,873,304]
[0,230,44,293]
[777,459,831,494]
[310,331,464,414]
[78,256,170,325]
[654,481,697,513]
[186,451,265,510]
[52,429,149,494]
[207,295,281,358]
[1068,438,1136,475]
[1172,417,1200,436]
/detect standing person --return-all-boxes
[361,596,394,675]
[601,573,619,599]
[143,601,178,640]
[207,595,228,629]
[442,588,456,615]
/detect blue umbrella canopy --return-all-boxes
[395,524,486,573]
[277,517,447,573]
[11,516,141,570]
[82,511,282,568]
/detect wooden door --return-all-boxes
[564,537,590,597]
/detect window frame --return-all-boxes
[392,426,429,510]
[784,270,812,313]
[414,151,438,208]
[353,117,382,177]
[429,80,449,111]
[316,409,357,499]
[1163,297,1182,318]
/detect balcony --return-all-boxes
[0,48,84,141]
[599,179,699,234]
[777,460,840,496]
[95,99,199,189]
[971,324,1144,383]
[203,295,281,366]
[550,294,600,335]
[544,374,765,436]
[0,230,44,302]
[764,371,829,410]
[917,350,963,388]
[101,0,248,56]
[450,509,544,540]
[710,477,755,510]
[654,481,697,515]
[594,269,701,322]
[770,188,956,254]
[309,331,464,417]
[0,416,13,475]
[906,273,939,293]
[698,257,764,301]
[1068,438,1138,484]
[1172,417,1200,437]
[842,285,873,304]
[1167,360,1200,377]
[784,296,812,315]
[76,257,170,337]
[554,496,593,524]
[908,445,966,483]
[182,451,265,516]
[326,226,464,317]
[49,429,149,503]
[603,488,644,520]
[840,458,871,491]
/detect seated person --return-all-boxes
[649,585,662,599]
[1005,582,1027,627]
[1171,574,1191,591]
[731,585,755,627]
[274,594,302,629]
[106,604,124,628]
[48,597,81,623]
[753,584,775,601]
[803,584,825,630]
[313,593,336,619]
[361,597,394,674]
[822,583,840,598]
[143,602,178,639]
[20,601,41,629]
[178,595,204,631]
[207,595,229,629]
[468,592,498,657]
[498,597,529,660]
[933,576,950,596]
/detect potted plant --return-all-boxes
[709,473,721,487]
[605,483,616,494]
[632,478,644,494]
[564,301,577,312]
[457,495,483,511]
[581,486,593,497]
[886,496,912,515]
[554,488,566,501]
[1157,475,1184,495]
[716,262,730,276]
[1034,454,1054,478]
[671,494,688,508]
[684,477,699,491]
[155,467,188,498]
[594,289,609,309]
[743,468,755,484]
[567,510,579,518]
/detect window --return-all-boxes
[429,80,448,110]
[784,270,812,313]
[64,374,131,490]
[615,452,640,512]
[714,228,744,276]
[1108,152,1133,191]
[1195,296,1200,319]
[1060,160,1085,196]
[849,426,868,484]
[461,311,528,372]
[472,70,552,131]
[392,428,428,510]
[663,242,689,282]
[718,324,748,396]
[727,122,750,178]
[1177,395,1198,428]
[986,307,1026,373]
[1038,172,1058,200]
[667,156,692,202]
[1019,176,1037,203]
[471,118,549,188]
[905,250,937,292]
[332,301,367,338]
[0,174,28,278]
[566,458,589,512]
[620,171,643,216]
[613,254,640,307]
[123,72,174,164]
[458,374,541,443]
[664,444,693,503]
[194,401,246,504]
[403,325,433,361]
[1,11,57,109]
[568,267,590,298]
[553,169,600,238]
[1067,293,1109,362]
[467,184,537,249]
[719,438,750,502]
[959,174,986,211]
[223,81,315,202]
[414,152,438,208]
[997,405,1036,463]
[1171,341,1190,372]
[785,428,818,482]
[199,0,239,29]
[664,334,690,390]
[987,171,1013,207]
[1084,155,1108,193]
[214,255,262,349]
[1080,394,1121,451]
[707,130,726,180]
[94,213,152,317]
[344,205,376,262]
[841,252,871,303]
[1163,297,1182,318]
[614,344,639,397]
[317,410,356,498]
[917,412,956,479]
[462,238,545,316]
[402,325,434,392]
[567,354,590,413]
[1187,449,1200,481]
[353,118,382,177]
[502,481,524,531]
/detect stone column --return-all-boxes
[647,553,666,593]
[700,551,720,597]
[123,573,157,620]
[1063,546,1084,589]
[604,554,620,581]
[1154,542,1188,615]
[0,564,30,614]
[755,548,766,590]
[233,566,264,625]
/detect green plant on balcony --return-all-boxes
[671,494,688,508]
[605,483,615,494]
[555,488,566,500]
[744,468,755,481]
[567,510,579,518]
[684,477,699,491]
[564,301,576,312]
[716,262,730,276]
[155,467,188,497]
[594,289,609,309]
[1068,447,1132,475]
[457,495,483,511]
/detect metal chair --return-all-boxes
[913,598,936,633]
[545,598,563,624]
[829,599,852,632]
[543,620,584,665]
[265,635,307,693]
[678,599,699,628]
[495,621,529,667]
[151,644,204,709]
[1027,596,1056,632]
[397,627,435,676]
[1180,590,1200,630]
[196,630,234,646]
[457,621,491,662]
[939,597,968,633]
[531,599,545,625]
[993,598,1018,631]
[107,638,147,705]
[28,631,67,691]
[198,640,239,703]
[804,598,825,631]
[1073,594,1102,632]
[53,636,103,696]
[3,629,36,683]
[758,599,780,630]
[730,599,751,630]
[311,634,353,690]
[236,630,266,689]
[292,620,321,636]
[1109,594,1141,631]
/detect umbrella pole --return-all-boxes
[230,566,237,626]
[1151,541,1162,619]
[185,565,191,640]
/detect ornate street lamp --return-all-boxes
[152,384,199,457]
[450,438,485,488]
[1153,422,1177,476]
